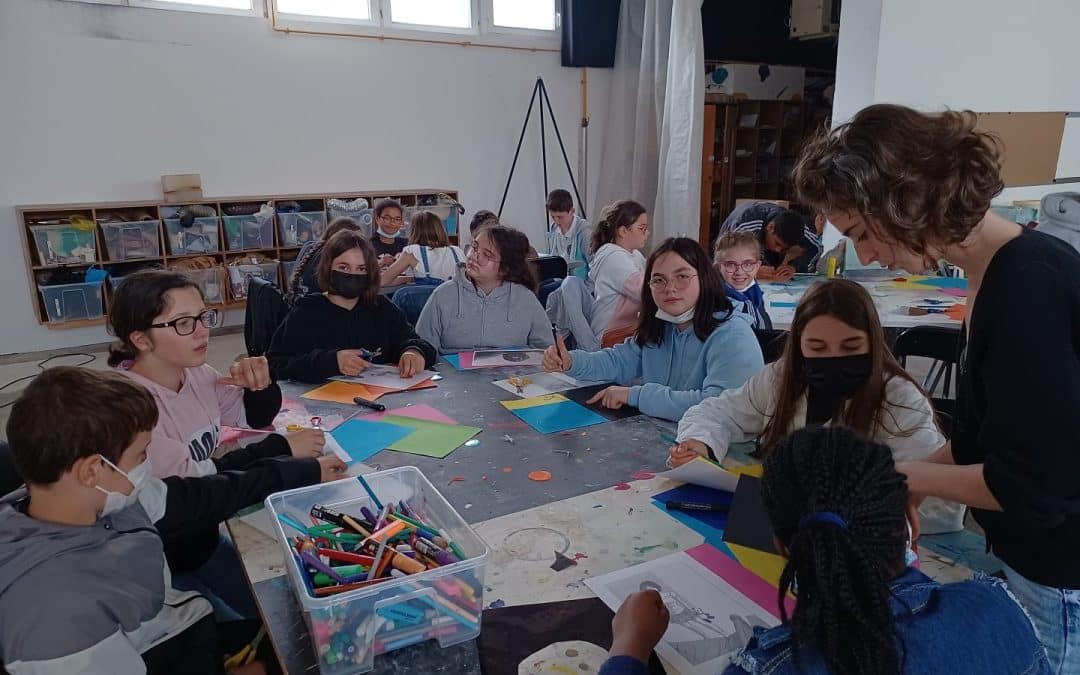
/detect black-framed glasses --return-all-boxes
[380,215,404,225]
[149,308,220,336]
[649,273,698,291]
[719,260,761,273]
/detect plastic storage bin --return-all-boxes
[223,214,274,251]
[281,260,298,286]
[38,280,105,322]
[30,224,97,266]
[100,220,161,261]
[265,467,487,674]
[180,267,226,304]
[164,217,221,255]
[227,261,279,300]
[278,211,326,248]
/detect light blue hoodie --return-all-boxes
[565,310,764,421]
[546,215,592,279]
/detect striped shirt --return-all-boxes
[719,202,821,269]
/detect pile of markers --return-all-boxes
[275,481,482,670]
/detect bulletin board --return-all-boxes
[975,111,1067,187]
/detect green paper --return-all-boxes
[381,415,482,458]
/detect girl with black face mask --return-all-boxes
[267,230,437,383]
[671,279,964,534]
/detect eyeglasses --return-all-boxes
[380,215,404,225]
[468,246,500,265]
[149,308,220,336]
[649,273,698,291]
[719,260,761,273]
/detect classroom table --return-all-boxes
[227,358,983,674]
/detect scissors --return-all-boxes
[359,348,383,361]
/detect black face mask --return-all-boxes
[802,353,873,399]
[329,270,370,299]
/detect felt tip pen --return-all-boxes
[353,397,386,411]
[665,500,729,513]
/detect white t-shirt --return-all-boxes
[403,244,465,281]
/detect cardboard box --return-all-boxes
[162,174,203,203]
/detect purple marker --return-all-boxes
[300,551,348,584]
[414,538,458,566]
[361,506,377,523]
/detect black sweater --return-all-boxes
[952,229,1080,589]
[267,293,437,383]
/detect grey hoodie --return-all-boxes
[415,267,555,354]
[0,488,211,674]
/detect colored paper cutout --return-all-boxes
[366,404,457,425]
[651,484,733,531]
[686,544,793,619]
[659,456,741,492]
[301,379,436,404]
[501,393,570,411]
[500,396,608,434]
[379,415,481,459]
[726,543,788,589]
[329,419,415,463]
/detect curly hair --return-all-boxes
[762,425,910,675]
[794,104,1004,254]
[474,225,538,292]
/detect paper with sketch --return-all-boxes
[471,349,546,368]
[331,364,437,390]
[492,372,601,398]
[585,551,778,674]
[659,457,740,492]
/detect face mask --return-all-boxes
[801,353,873,398]
[656,307,695,324]
[329,270,370,299]
[376,228,399,239]
[95,455,148,517]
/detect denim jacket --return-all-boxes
[599,569,1051,675]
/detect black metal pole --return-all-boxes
[539,83,549,229]
[539,79,586,220]
[498,78,542,219]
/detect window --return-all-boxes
[389,0,471,30]
[492,0,557,31]
[135,0,253,9]
[275,0,370,21]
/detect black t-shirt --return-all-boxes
[952,229,1080,589]
[371,236,406,258]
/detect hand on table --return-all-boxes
[337,350,372,377]
[218,356,271,391]
[667,439,710,468]
[317,456,348,482]
[587,385,630,410]
[542,335,573,372]
[398,350,425,378]
[609,590,670,665]
[774,265,796,282]
[286,428,325,458]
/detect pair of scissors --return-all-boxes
[359,348,383,361]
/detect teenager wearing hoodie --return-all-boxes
[267,230,437,384]
[546,188,592,279]
[543,238,763,422]
[416,225,554,354]
[587,200,649,347]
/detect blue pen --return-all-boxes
[357,475,384,511]
[277,513,310,535]
[360,348,383,361]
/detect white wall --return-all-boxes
[0,0,608,355]
[831,0,883,126]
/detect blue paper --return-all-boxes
[770,301,797,308]
[651,484,733,531]
[443,354,463,369]
[917,276,968,289]
[508,400,607,434]
[330,419,415,463]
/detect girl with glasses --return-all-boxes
[587,200,651,348]
[543,238,763,422]
[371,198,408,263]
[416,225,554,354]
[268,230,437,382]
[714,231,772,330]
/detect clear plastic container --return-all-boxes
[38,280,105,322]
[100,220,161,261]
[278,211,326,248]
[265,467,487,674]
[179,267,226,304]
[281,260,298,285]
[227,261,279,300]
[30,224,97,266]
[164,217,221,255]
[223,214,274,251]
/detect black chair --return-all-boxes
[529,255,568,283]
[243,276,290,357]
[0,441,24,497]
[753,328,789,364]
[892,326,962,397]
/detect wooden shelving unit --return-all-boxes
[18,189,460,329]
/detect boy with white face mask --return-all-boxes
[0,367,331,674]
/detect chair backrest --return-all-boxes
[529,255,568,282]
[244,276,290,357]
[892,326,962,364]
[753,328,789,364]
[391,285,437,325]
[0,441,24,497]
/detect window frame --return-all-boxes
[484,0,560,37]
[270,0,377,27]
[63,0,264,17]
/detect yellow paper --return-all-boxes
[500,393,568,411]
[728,542,786,587]
[729,463,764,478]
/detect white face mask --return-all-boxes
[656,307,695,324]
[376,227,399,239]
[95,455,150,517]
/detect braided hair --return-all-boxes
[762,426,909,675]
[288,217,361,298]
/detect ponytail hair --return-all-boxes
[590,200,647,254]
[762,426,909,675]
[107,270,200,367]
[289,217,361,297]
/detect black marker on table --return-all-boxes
[665,500,728,513]
[353,397,386,412]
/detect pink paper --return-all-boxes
[940,288,968,298]
[686,544,794,620]
[366,404,457,425]
[220,426,269,445]
[458,351,475,369]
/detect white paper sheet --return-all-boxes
[585,552,777,674]
[491,372,601,398]
[659,457,740,492]
[331,364,437,390]
[471,349,546,368]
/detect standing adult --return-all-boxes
[794,103,1080,672]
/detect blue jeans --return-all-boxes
[173,531,259,622]
[1004,563,1080,674]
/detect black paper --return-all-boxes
[562,384,642,421]
[722,475,776,554]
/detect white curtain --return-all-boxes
[595,0,705,243]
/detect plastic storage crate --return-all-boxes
[223,214,274,251]
[265,467,487,674]
[164,217,221,255]
[281,260,299,286]
[278,211,327,248]
[227,261,279,300]
[179,267,226,304]
[30,224,97,266]
[38,280,105,322]
[100,220,161,261]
